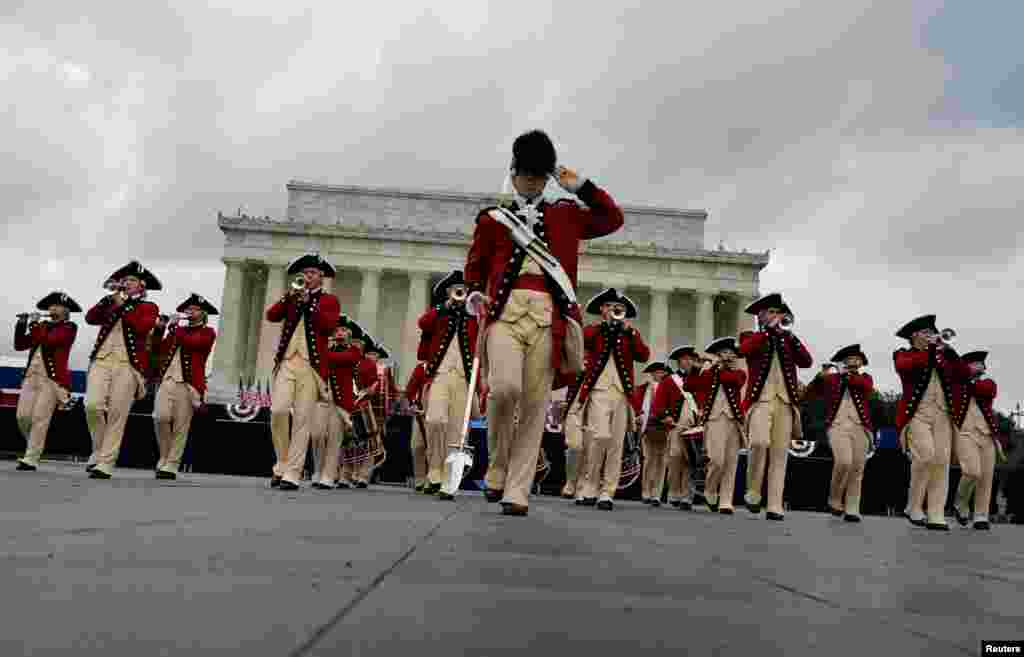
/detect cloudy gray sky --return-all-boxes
[2,1,1022,415]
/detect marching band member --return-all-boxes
[310,319,358,489]
[691,337,747,514]
[418,271,480,501]
[577,289,650,510]
[265,253,341,491]
[353,336,400,489]
[405,361,429,492]
[84,262,161,479]
[334,321,368,489]
[739,293,814,520]
[952,350,1000,530]
[13,291,80,471]
[152,294,217,480]
[894,314,967,530]
[822,344,874,522]
[464,129,624,516]
[632,361,669,505]
[650,346,700,509]
[561,368,595,501]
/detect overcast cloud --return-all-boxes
[1,1,1021,414]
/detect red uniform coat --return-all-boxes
[822,372,874,432]
[325,345,363,412]
[738,331,813,411]
[86,296,159,375]
[893,345,968,433]
[265,289,341,381]
[464,181,624,373]
[405,362,428,406]
[952,376,999,436]
[156,324,216,396]
[691,365,747,426]
[651,369,702,426]
[577,323,650,411]
[418,306,479,382]
[14,320,77,389]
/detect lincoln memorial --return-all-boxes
[206,180,769,404]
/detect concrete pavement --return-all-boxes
[1,462,1020,656]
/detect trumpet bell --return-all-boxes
[939,328,956,345]
[778,315,794,331]
[610,309,626,321]
[291,275,305,291]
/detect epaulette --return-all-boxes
[475,206,499,224]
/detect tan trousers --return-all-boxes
[309,403,343,485]
[16,374,60,467]
[483,317,554,507]
[828,423,869,517]
[956,429,996,522]
[562,402,589,497]
[154,381,195,474]
[640,429,669,501]
[86,360,142,475]
[411,413,427,487]
[704,416,742,510]
[745,397,794,514]
[665,428,692,502]
[582,388,630,500]
[270,358,320,484]
[427,369,469,486]
[904,404,953,525]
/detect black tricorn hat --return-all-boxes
[286,253,336,278]
[432,270,465,305]
[896,314,937,340]
[109,261,162,291]
[961,350,988,365]
[668,344,698,361]
[176,293,219,315]
[831,343,868,365]
[705,337,739,355]
[36,291,81,313]
[511,130,557,177]
[584,288,638,318]
[744,292,784,315]
[643,361,670,374]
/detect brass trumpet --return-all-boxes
[16,311,53,323]
[777,314,794,332]
[450,287,467,302]
[938,328,956,346]
[610,308,627,321]
[290,275,305,292]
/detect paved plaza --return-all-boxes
[2,462,1020,656]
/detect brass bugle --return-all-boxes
[450,287,467,302]
[16,311,53,322]
[610,308,626,321]
[291,274,305,291]
[939,328,956,346]
[778,314,794,332]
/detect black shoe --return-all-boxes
[670,500,682,508]
[312,482,332,490]
[719,507,734,515]
[414,484,425,493]
[561,493,574,500]
[766,512,784,521]
[973,521,991,530]
[438,492,455,501]
[581,497,597,507]
[953,506,969,527]
[678,501,693,511]
[650,499,661,508]
[705,499,719,513]
[828,506,843,517]
[270,476,282,489]
[355,481,369,489]
[89,469,111,480]
[597,500,614,511]
[279,480,300,491]
[155,471,176,480]
[926,522,949,531]
[336,481,351,489]
[909,517,926,527]
[843,514,861,523]
[484,488,503,503]
[16,461,36,471]
[693,493,706,506]
[642,498,653,505]
[500,502,528,516]
[85,464,96,473]
[747,502,762,514]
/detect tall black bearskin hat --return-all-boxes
[511,130,557,177]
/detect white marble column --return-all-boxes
[243,266,267,380]
[402,271,430,372]
[358,267,381,339]
[255,263,287,382]
[211,258,247,387]
[694,290,715,352]
[649,287,670,362]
